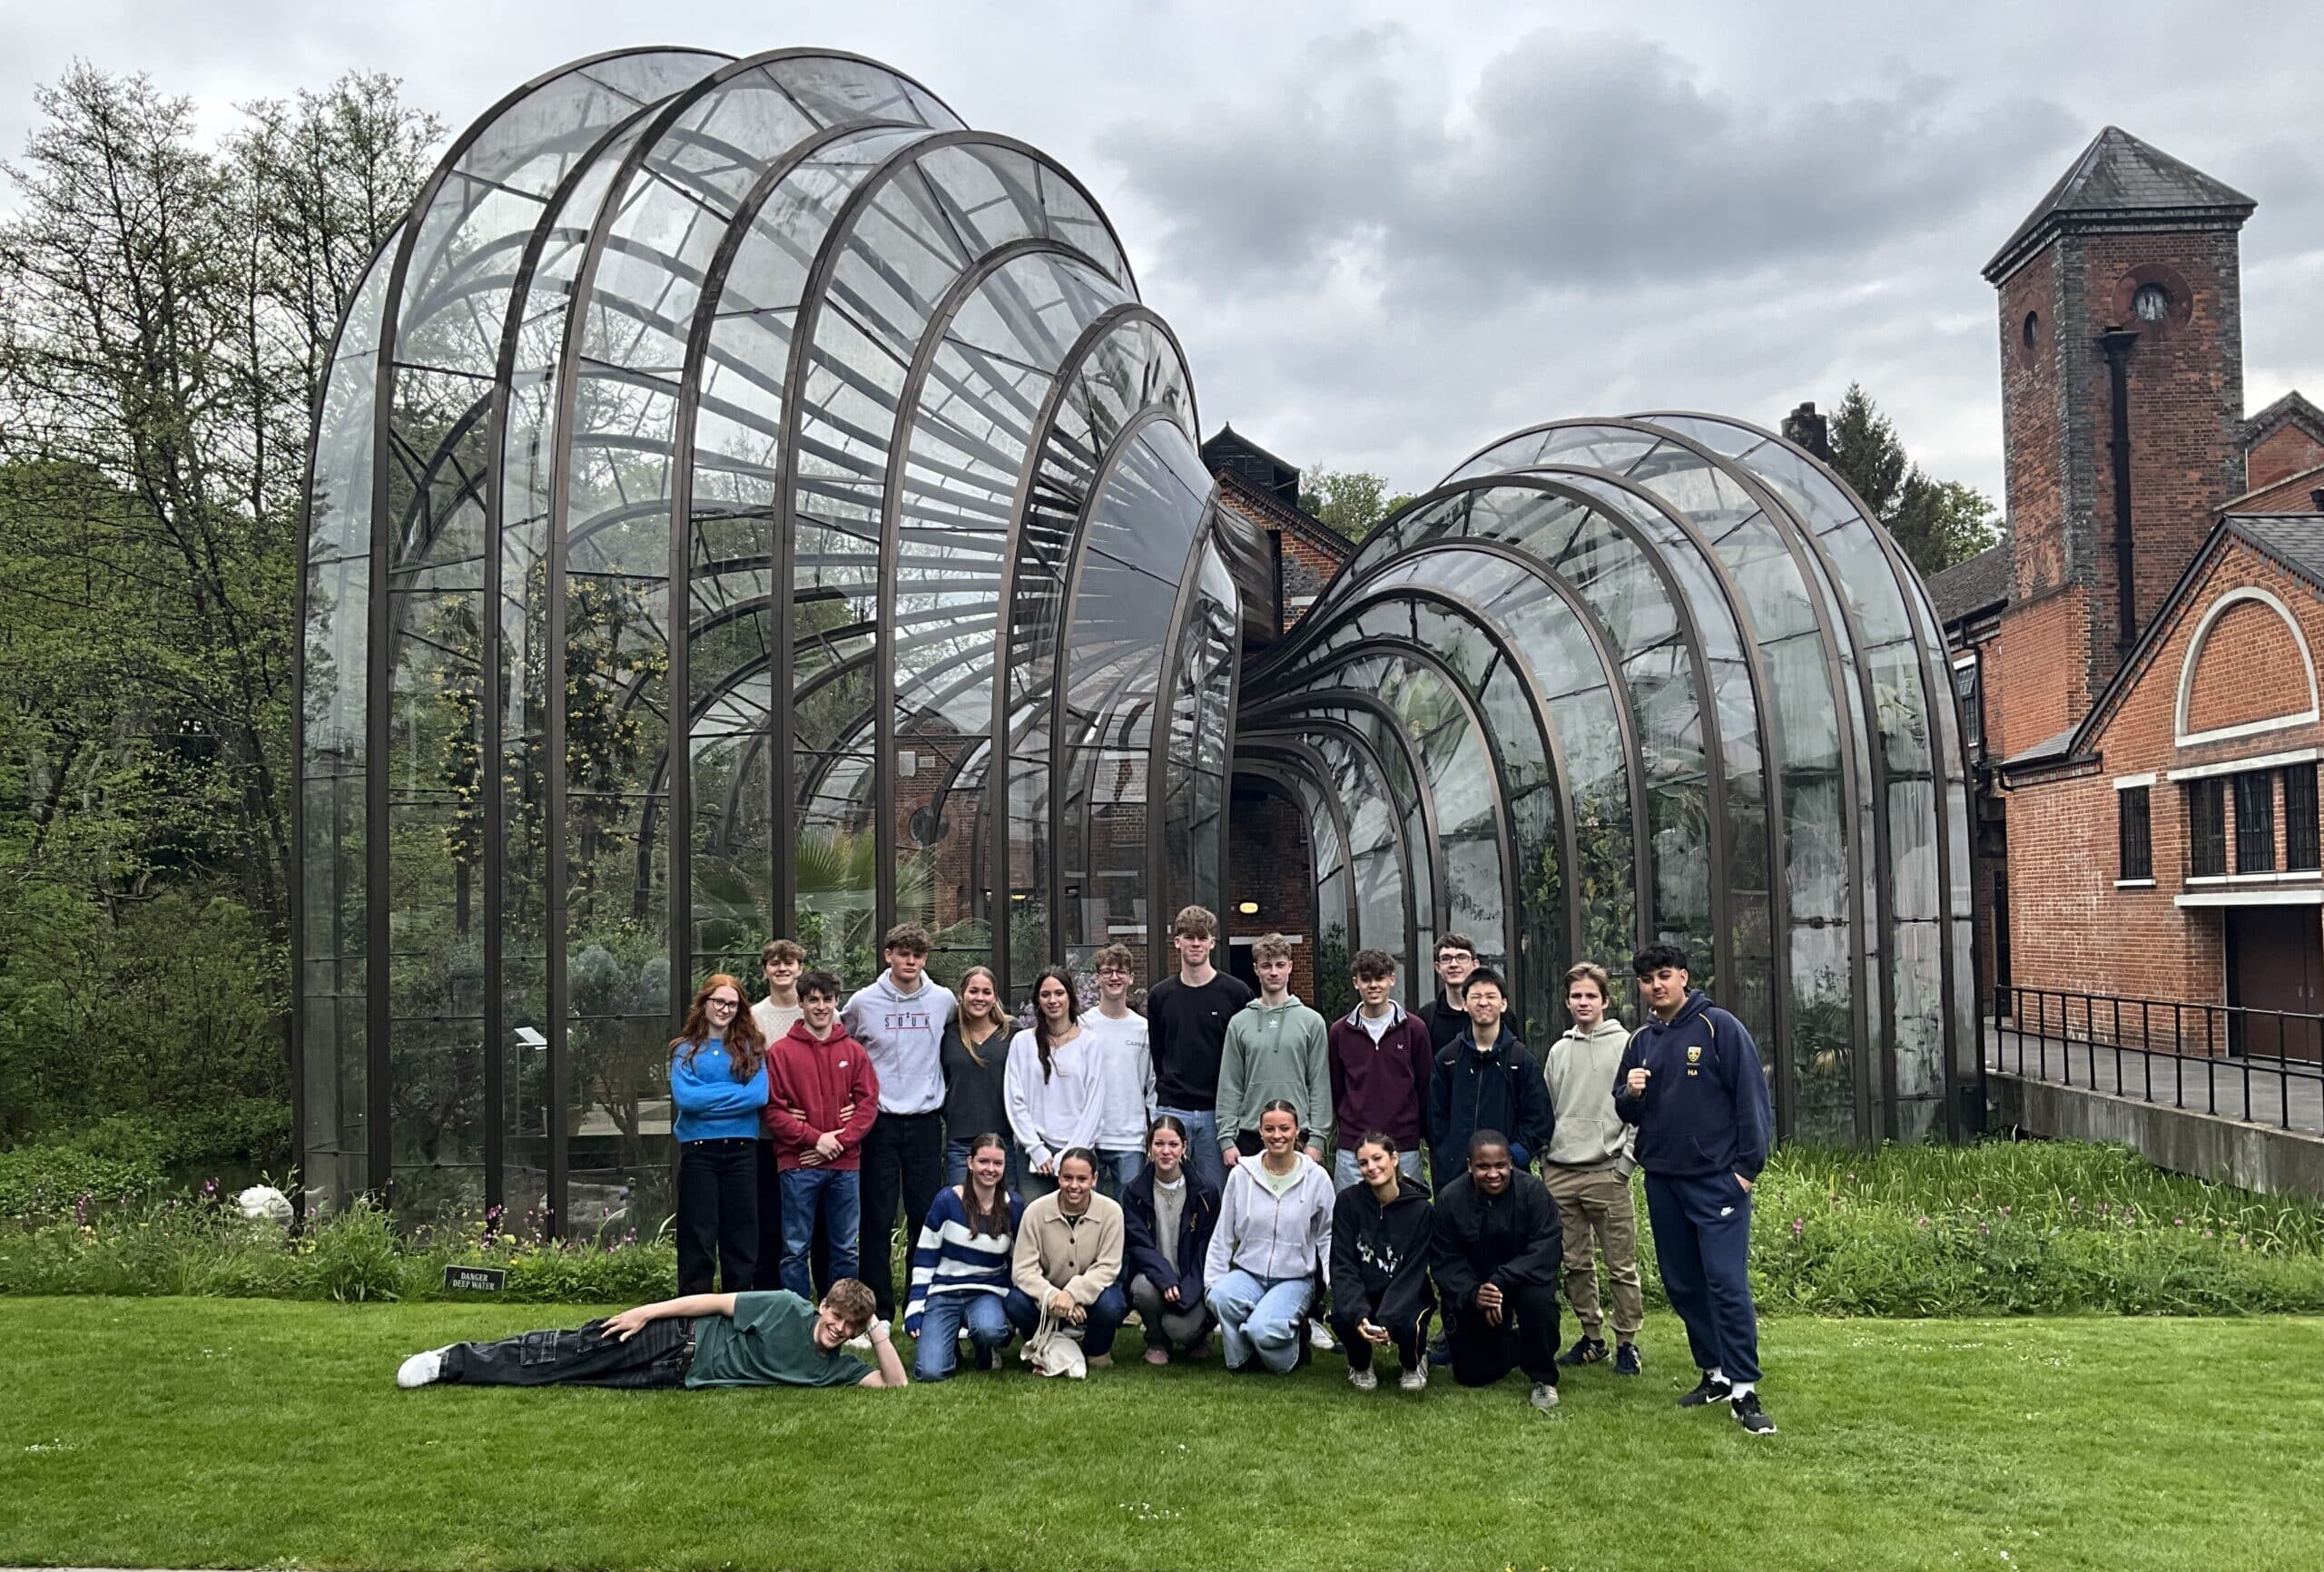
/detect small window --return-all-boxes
[2118,786,2152,881]
[2022,310,2040,349]
[2187,778,2227,877]
[1953,658,1984,761]
[2287,764,2319,871]
[2133,282,2171,323]
[2234,771,2276,873]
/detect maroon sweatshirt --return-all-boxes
[763,1018,881,1171]
[1326,1003,1434,1152]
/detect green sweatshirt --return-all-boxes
[1216,993,1332,1152]
[1541,1017,1635,1170]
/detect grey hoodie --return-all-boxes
[1541,1017,1635,1170]
[842,969,958,1115]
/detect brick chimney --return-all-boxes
[1781,401,1830,459]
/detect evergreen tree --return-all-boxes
[1825,383,1999,577]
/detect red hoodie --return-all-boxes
[763,1017,880,1171]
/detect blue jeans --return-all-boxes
[1333,1147,1424,1193]
[1003,1283,1129,1360]
[1156,1106,1225,1194]
[777,1167,860,1300]
[911,1290,1013,1380]
[944,1138,1025,1196]
[1097,1148,1143,1199]
[1206,1268,1314,1373]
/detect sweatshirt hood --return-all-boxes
[1561,1017,1628,1045]
[1649,989,1711,1033]
[874,968,932,1002]
[782,1017,851,1049]
[1241,992,1306,1016]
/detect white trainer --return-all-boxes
[1347,1366,1378,1391]
[396,1347,449,1389]
[1399,1364,1429,1392]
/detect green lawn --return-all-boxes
[2,1299,2319,1572]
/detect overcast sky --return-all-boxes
[4,0,2319,504]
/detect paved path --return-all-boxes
[1986,1025,2324,1137]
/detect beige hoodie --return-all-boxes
[1541,1017,1636,1171]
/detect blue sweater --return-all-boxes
[670,1037,770,1143]
[1613,991,1772,1180]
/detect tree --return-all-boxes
[1298,466,1414,545]
[1824,384,2000,577]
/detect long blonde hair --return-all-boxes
[956,965,1008,1066]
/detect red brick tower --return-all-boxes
[1983,127,2255,758]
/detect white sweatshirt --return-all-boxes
[1004,1027,1096,1170]
[1078,1007,1157,1151]
[1204,1154,1335,1287]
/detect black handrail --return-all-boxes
[1990,985,2324,1134]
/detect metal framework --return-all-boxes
[294,49,1980,1224]
[293,50,1237,1225]
[1239,413,1980,1146]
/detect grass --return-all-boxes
[3,1297,2321,1571]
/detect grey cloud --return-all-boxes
[1104,28,2081,300]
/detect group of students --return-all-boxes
[396,911,1777,1434]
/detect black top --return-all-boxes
[1428,1171,1562,1309]
[1146,971,1256,1109]
[1328,1174,1435,1330]
[1416,996,1471,1054]
[939,1018,1010,1140]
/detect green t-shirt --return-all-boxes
[684,1291,872,1389]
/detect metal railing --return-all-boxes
[1990,986,2324,1134]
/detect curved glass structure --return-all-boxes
[1237,414,1978,1147]
[294,50,1236,1223]
[297,53,1976,1222]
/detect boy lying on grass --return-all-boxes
[395,1276,908,1390]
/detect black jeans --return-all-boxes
[443,1315,694,1388]
[752,1138,786,1291]
[1331,1305,1431,1375]
[675,1138,759,1295]
[858,1109,945,1316]
[1447,1282,1561,1388]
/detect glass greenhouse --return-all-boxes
[296,47,1977,1226]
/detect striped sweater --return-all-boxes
[902,1184,1025,1336]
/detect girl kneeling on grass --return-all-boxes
[1328,1131,1436,1392]
[905,1131,1023,1380]
[1007,1147,1129,1372]
[669,974,771,1294]
[1122,1115,1220,1365]
[1204,1100,1335,1374]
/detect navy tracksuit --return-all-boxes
[1615,989,1772,1384]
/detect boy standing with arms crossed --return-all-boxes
[1541,961,1644,1376]
[1147,906,1253,1195]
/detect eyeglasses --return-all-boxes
[1098,967,1129,978]
[708,997,742,1009]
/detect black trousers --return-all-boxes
[1331,1304,1431,1374]
[443,1314,694,1388]
[752,1138,786,1291]
[857,1109,946,1316]
[1448,1282,1561,1388]
[675,1138,760,1295]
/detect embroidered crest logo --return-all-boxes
[1687,1046,1702,1065]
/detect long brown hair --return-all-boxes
[673,973,764,1078]
[959,1132,1012,1238]
[955,965,1007,1066]
[1031,966,1079,1083]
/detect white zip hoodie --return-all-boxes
[1204,1154,1335,1286]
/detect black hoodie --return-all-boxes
[1428,1170,1562,1310]
[1327,1173,1435,1331]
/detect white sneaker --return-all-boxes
[396,1347,449,1388]
[1309,1321,1337,1351]
[1348,1366,1378,1391]
[1399,1364,1429,1392]
[1528,1380,1560,1412]
[845,1333,873,1351]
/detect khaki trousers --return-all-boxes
[1541,1162,1644,1341]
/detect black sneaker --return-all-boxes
[1613,1341,1643,1377]
[1426,1333,1452,1368]
[1679,1372,1733,1408]
[1731,1390,1776,1434]
[1556,1335,1609,1368]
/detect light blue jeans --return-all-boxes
[1333,1147,1425,1193]
[1157,1106,1225,1194]
[1206,1268,1315,1373]
[911,1290,1012,1380]
[1097,1147,1143,1199]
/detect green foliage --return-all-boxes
[1296,466,1414,545]
[1314,922,1354,1018]
[1825,383,2000,576]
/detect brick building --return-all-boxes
[1927,126,2324,1056]
[1197,427,1357,1007]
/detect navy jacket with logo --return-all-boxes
[1612,989,1772,1180]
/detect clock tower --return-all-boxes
[1983,127,2253,755]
